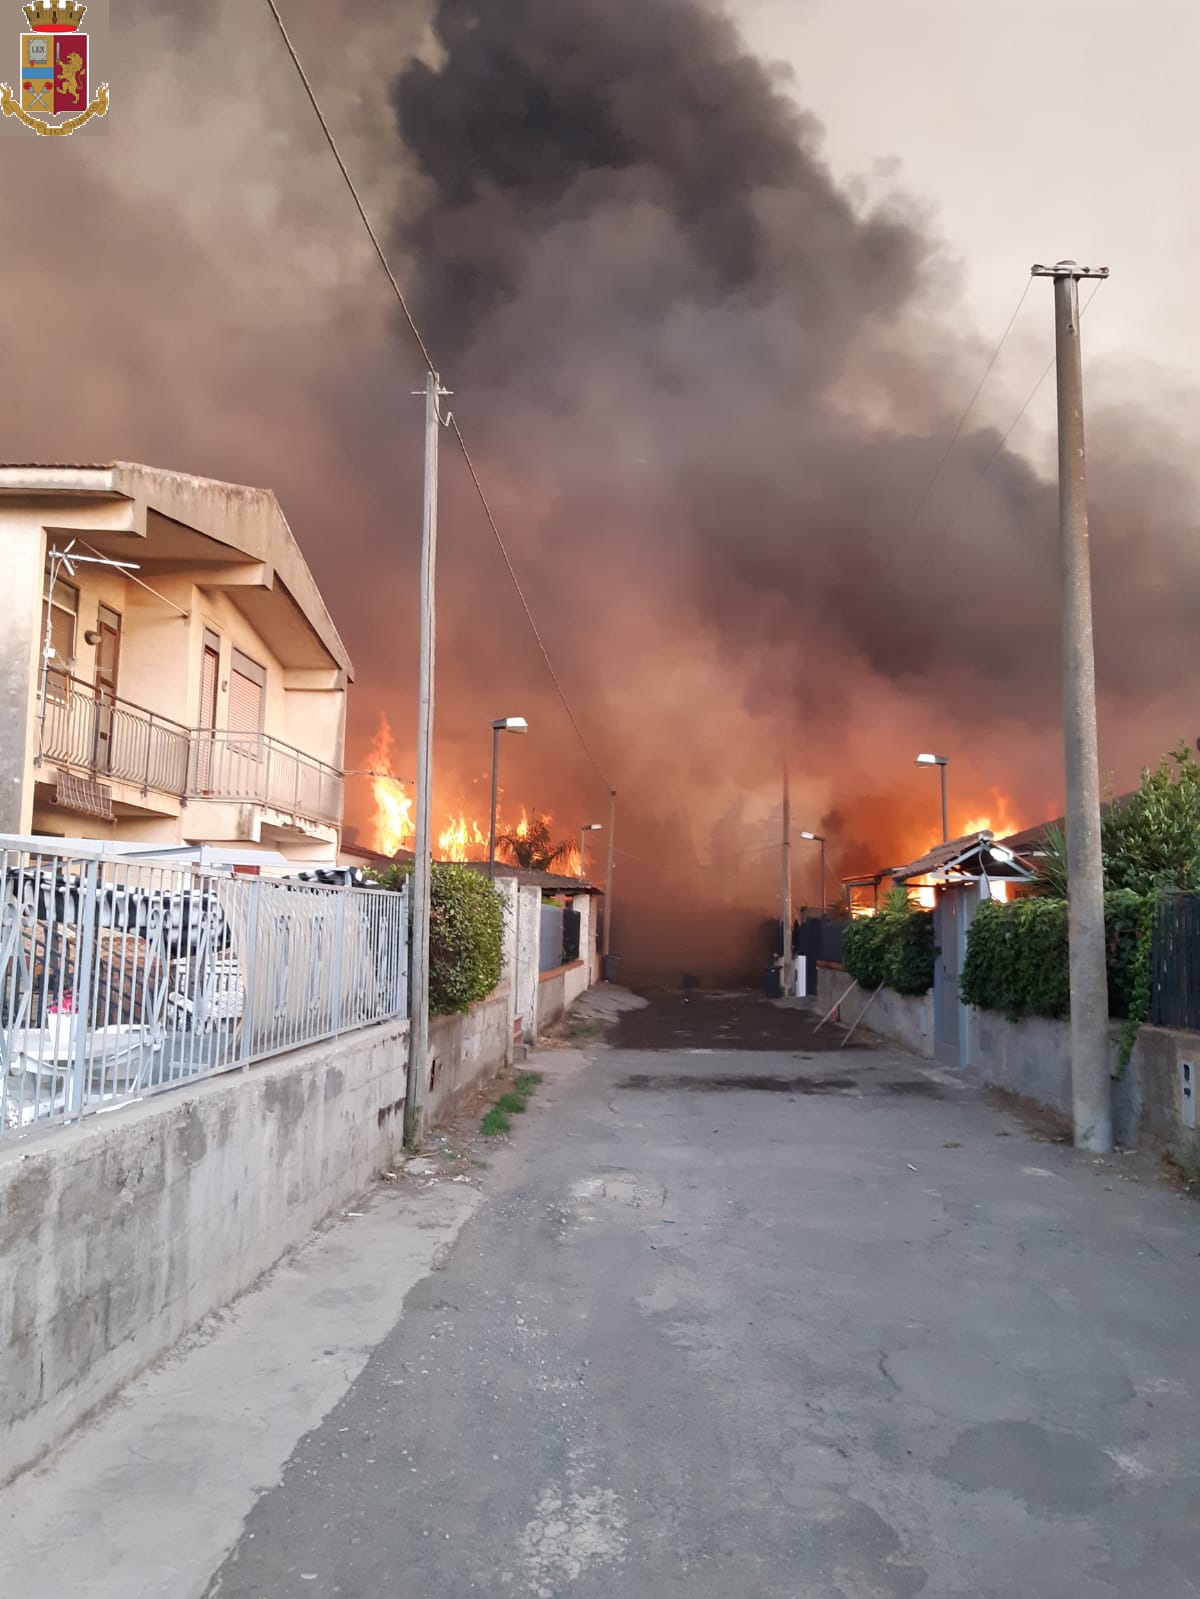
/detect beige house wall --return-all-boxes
[0,466,353,863]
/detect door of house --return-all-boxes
[92,604,121,774]
[194,629,220,792]
[934,888,962,1066]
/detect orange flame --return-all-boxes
[363,732,576,872]
[367,714,414,856]
[438,812,488,862]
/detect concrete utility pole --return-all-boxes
[1032,259,1112,1153]
[781,763,793,994]
[602,789,616,974]
[405,370,443,1151]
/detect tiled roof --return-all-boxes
[893,832,994,881]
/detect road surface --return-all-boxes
[6,993,1200,1597]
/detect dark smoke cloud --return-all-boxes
[0,0,1195,982]
[379,0,1200,975]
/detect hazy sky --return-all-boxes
[740,0,1200,408]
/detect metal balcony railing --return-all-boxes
[187,731,344,828]
[38,676,344,829]
[40,674,191,797]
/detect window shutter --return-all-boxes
[229,670,262,735]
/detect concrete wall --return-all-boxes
[971,1008,1199,1152]
[815,963,934,1058]
[538,962,584,1031]
[817,964,1199,1153]
[1,964,521,1486]
[427,989,511,1117]
[0,1018,410,1485]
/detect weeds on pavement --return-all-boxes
[481,1072,543,1138]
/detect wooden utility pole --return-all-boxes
[405,370,443,1150]
[602,790,616,974]
[781,763,793,994]
[1032,260,1112,1153]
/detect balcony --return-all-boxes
[38,676,343,830]
[41,674,191,798]
[187,731,343,830]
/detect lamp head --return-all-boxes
[915,752,946,767]
[493,716,528,733]
[799,830,822,842]
[583,823,603,832]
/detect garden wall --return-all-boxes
[815,963,934,1059]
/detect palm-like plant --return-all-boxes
[498,814,573,872]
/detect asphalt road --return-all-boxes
[200,996,1200,1599]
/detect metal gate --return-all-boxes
[934,890,962,1066]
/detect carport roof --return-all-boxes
[892,831,1036,884]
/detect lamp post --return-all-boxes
[798,831,827,916]
[488,717,528,879]
[579,822,602,879]
[915,753,949,843]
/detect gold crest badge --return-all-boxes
[1,2,109,135]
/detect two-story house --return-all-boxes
[0,463,353,863]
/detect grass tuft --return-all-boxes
[480,1070,544,1137]
[481,1105,512,1138]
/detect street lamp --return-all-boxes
[798,831,827,916]
[915,752,949,843]
[488,717,528,879]
[579,822,602,879]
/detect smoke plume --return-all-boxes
[2,0,1197,981]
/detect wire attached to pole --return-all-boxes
[264,0,614,798]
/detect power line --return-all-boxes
[263,0,438,378]
[449,418,614,792]
[263,0,613,795]
[923,278,1105,561]
[897,279,1033,542]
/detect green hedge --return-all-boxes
[843,908,936,996]
[367,862,504,1017]
[960,891,1149,1023]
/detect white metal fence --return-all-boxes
[0,849,409,1139]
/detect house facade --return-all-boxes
[0,463,352,863]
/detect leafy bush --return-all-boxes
[961,890,1152,1031]
[843,902,935,996]
[842,914,888,991]
[961,898,1069,1021]
[1103,743,1200,894]
[366,862,503,1017]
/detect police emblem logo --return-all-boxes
[1,1,109,135]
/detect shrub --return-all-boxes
[883,908,936,995]
[842,904,935,996]
[429,864,504,1015]
[960,890,1151,1031]
[842,914,888,991]
[366,861,503,1017]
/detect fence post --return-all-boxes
[239,877,262,1069]
[330,889,345,1038]
[69,859,99,1121]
